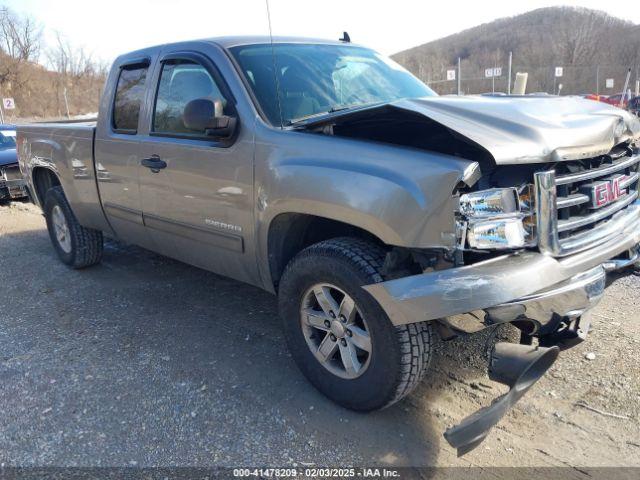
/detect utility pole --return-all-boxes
[0,87,4,124]
[620,68,631,107]
[507,51,512,95]
[457,57,461,95]
[63,87,70,119]
[492,52,497,93]
[596,65,600,96]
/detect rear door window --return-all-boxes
[112,65,148,133]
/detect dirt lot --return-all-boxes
[1,201,639,471]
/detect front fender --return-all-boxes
[254,128,473,288]
[261,158,463,246]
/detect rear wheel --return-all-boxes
[279,237,434,411]
[44,186,103,268]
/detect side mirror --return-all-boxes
[183,98,236,138]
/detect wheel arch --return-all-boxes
[265,212,389,292]
[254,142,469,293]
[32,166,61,206]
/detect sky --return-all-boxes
[3,0,640,65]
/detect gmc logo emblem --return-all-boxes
[591,176,626,208]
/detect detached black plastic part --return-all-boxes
[443,343,559,456]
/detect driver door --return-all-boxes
[137,50,257,285]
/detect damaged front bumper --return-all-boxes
[363,204,640,329]
[0,165,28,200]
[0,179,28,200]
[363,203,640,455]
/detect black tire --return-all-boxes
[278,237,434,411]
[44,186,103,269]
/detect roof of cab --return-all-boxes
[114,36,362,65]
[204,36,356,49]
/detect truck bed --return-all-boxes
[17,122,112,234]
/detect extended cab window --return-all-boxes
[112,65,148,132]
[153,60,225,136]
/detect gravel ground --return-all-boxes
[1,201,639,470]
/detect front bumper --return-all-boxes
[447,263,607,340]
[363,203,640,329]
[0,165,28,200]
[0,179,28,200]
[363,203,640,456]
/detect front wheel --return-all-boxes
[44,186,103,269]
[278,237,434,411]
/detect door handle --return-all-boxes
[141,155,167,173]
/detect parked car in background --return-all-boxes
[0,125,28,201]
[628,96,640,117]
[582,93,603,102]
[602,93,630,108]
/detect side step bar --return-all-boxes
[443,343,559,456]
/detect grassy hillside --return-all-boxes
[393,7,640,95]
[0,6,105,121]
[0,50,104,121]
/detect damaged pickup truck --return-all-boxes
[17,37,640,455]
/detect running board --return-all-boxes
[443,343,559,456]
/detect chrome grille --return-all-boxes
[535,146,640,257]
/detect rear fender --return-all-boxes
[22,135,113,234]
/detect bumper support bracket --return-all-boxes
[443,343,559,456]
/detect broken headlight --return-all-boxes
[459,186,536,250]
[459,188,519,217]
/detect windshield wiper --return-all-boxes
[287,101,385,126]
[327,105,353,113]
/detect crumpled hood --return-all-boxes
[392,95,640,164]
[0,147,17,167]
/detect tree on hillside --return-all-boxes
[393,6,640,95]
[0,6,41,62]
[47,32,106,79]
[553,8,621,66]
[47,32,88,117]
[0,6,105,119]
[46,32,108,117]
[0,6,42,92]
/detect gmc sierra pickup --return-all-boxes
[17,36,640,456]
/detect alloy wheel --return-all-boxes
[51,205,72,254]
[300,283,372,379]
